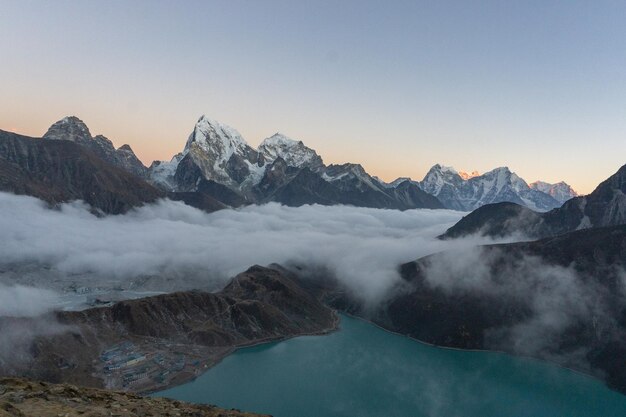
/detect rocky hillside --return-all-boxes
[442,163,626,239]
[0,266,337,393]
[0,130,164,214]
[0,377,266,417]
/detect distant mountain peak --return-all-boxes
[421,163,560,211]
[44,116,92,143]
[185,116,249,155]
[530,180,578,204]
[42,116,147,178]
[259,132,324,171]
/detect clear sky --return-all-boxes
[2,0,626,194]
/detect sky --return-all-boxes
[1,1,626,194]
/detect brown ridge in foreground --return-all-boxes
[0,377,268,417]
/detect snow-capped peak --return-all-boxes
[184,115,249,157]
[420,164,464,196]
[259,132,324,171]
[530,180,578,204]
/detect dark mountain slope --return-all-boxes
[44,116,148,178]
[379,225,626,393]
[0,130,163,214]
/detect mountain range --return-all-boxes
[419,164,577,211]
[13,114,575,212]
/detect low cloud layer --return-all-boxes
[0,284,60,317]
[0,192,497,307]
[421,246,624,366]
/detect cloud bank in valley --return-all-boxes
[0,284,60,317]
[0,192,489,307]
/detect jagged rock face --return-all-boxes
[442,164,626,239]
[43,117,148,179]
[0,266,337,392]
[530,180,578,204]
[420,164,468,211]
[420,164,562,212]
[258,133,324,172]
[43,116,92,143]
[0,130,163,214]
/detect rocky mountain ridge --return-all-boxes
[419,164,570,211]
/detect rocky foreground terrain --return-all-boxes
[0,378,266,417]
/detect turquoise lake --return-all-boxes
[156,315,626,417]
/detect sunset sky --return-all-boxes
[2,1,626,194]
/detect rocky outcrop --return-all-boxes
[0,377,266,417]
[0,130,164,214]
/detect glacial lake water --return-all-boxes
[156,315,626,417]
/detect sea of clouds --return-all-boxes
[0,191,501,315]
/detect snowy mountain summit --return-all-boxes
[258,133,324,172]
[530,181,579,204]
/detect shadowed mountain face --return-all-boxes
[441,164,626,239]
[319,225,626,394]
[44,117,148,179]
[0,266,337,392]
[0,130,163,214]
